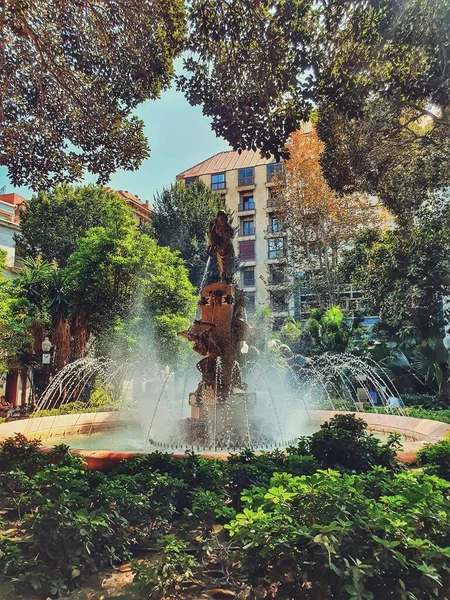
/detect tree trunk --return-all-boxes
[70,312,90,360]
[437,360,450,407]
[52,313,70,373]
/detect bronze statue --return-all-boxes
[207,210,235,283]
[178,320,219,357]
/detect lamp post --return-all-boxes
[443,332,450,404]
[41,337,52,391]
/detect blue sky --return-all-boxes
[0,85,231,206]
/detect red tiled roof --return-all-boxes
[177,149,277,179]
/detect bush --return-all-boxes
[417,440,450,481]
[289,413,402,473]
[0,434,46,475]
[225,469,450,600]
[131,534,199,599]
[402,394,437,409]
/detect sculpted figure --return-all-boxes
[207,210,235,283]
[178,320,219,357]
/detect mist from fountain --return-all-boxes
[23,344,403,453]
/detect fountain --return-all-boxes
[0,210,449,465]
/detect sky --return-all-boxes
[0,85,232,207]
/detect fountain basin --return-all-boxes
[0,410,448,469]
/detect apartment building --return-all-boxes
[177,150,290,318]
[0,192,26,276]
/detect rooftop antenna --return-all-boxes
[0,186,6,194]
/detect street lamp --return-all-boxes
[41,337,52,364]
[443,332,450,352]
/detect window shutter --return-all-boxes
[239,241,255,260]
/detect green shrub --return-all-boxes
[417,440,450,481]
[402,394,437,409]
[131,534,199,599]
[290,413,402,473]
[183,488,228,524]
[225,469,450,600]
[0,434,46,475]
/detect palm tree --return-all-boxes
[49,268,70,372]
[16,257,52,353]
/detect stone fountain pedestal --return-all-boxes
[188,388,256,447]
[179,280,254,448]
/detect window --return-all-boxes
[211,173,226,190]
[270,291,288,312]
[268,238,285,259]
[245,292,256,314]
[239,240,255,260]
[185,176,198,186]
[268,190,281,208]
[239,194,255,211]
[242,266,255,287]
[238,167,254,187]
[269,216,282,232]
[267,162,283,182]
[241,218,255,236]
[269,265,285,285]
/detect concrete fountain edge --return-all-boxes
[0,410,448,470]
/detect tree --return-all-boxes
[340,200,450,401]
[0,252,34,374]
[16,185,133,268]
[276,127,390,306]
[180,0,450,159]
[317,100,450,223]
[278,307,362,357]
[152,181,224,288]
[66,212,197,363]
[0,0,185,189]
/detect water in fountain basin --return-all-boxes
[27,350,404,453]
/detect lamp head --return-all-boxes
[41,336,52,352]
[443,333,450,351]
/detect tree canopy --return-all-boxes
[16,184,128,267]
[181,0,450,159]
[152,181,224,288]
[0,0,185,189]
[2,0,448,188]
[339,200,450,342]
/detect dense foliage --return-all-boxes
[418,440,450,481]
[1,185,197,382]
[16,184,127,268]
[182,0,449,162]
[1,0,185,189]
[0,415,412,598]
[152,181,224,288]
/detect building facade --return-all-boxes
[0,192,25,276]
[113,189,152,226]
[177,150,290,318]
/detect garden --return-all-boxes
[0,0,450,597]
[0,414,449,599]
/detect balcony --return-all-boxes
[267,274,288,288]
[239,224,255,237]
[265,223,285,237]
[238,201,255,214]
[266,199,279,212]
[238,175,255,187]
